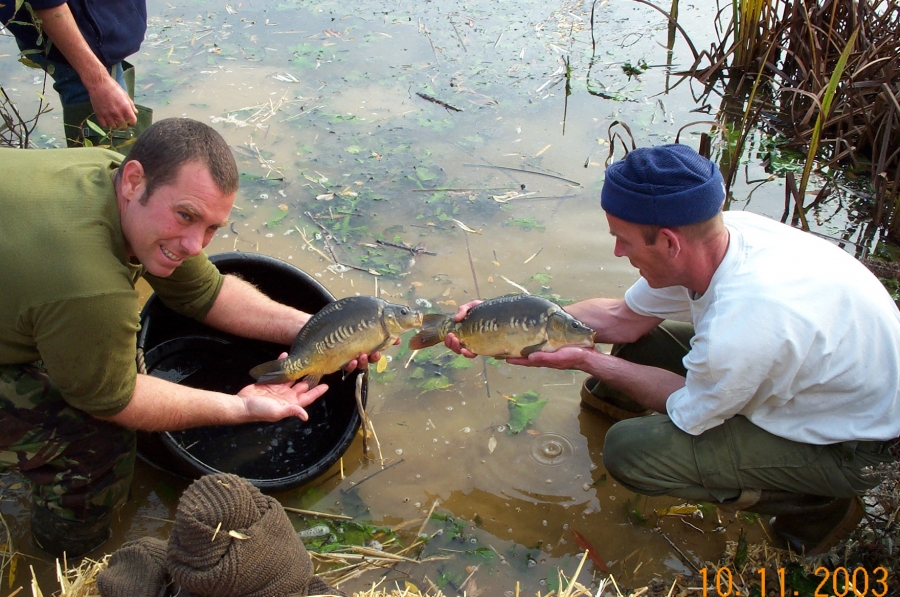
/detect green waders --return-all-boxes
[0,364,136,558]
[62,61,153,154]
[586,321,896,555]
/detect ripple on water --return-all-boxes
[528,432,575,466]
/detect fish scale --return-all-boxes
[251,295,423,387]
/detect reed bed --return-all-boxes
[656,0,900,238]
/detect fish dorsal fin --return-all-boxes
[292,296,382,352]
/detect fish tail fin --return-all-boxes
[408,313,451,350]
[250,360,291,384]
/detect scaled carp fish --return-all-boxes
[250,296,423,386]
[408,293,595,358]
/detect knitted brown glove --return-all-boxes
[97,537,169,597]
[167,473,345,597]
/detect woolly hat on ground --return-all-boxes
[167,473,345,597]
[601,144,725,226]
[98,473,346,597]
[97,537,169,597]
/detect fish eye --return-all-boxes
[400,307,409,315]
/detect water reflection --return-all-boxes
[1,0,778,593]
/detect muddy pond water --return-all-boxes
[0,0,872,594]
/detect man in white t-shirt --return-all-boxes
[446,144,900,556]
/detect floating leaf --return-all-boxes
[531,272,552,285]
[376,356,388,373]
[316,193,334,201]
[446,354,474,369]
[488,436,497,454]
[656,504,700,517]
[506,390,547,433]
[504,216,545,232]
[266,209,288,227]
[571,529,609,573]
[624,497,651,526]
[419,375,452,391]
[451,218,481,234]
[591,473,607,487]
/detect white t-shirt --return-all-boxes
[625,211,900,444]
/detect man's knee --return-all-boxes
[602,415,703,497]
[602,418,657,490]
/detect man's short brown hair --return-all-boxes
[119,118,239,201]
[638,213,724,245]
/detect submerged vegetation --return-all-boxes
[3,0,900,595]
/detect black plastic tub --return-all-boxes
[135,252,366,492]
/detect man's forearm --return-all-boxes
[98,373,250,431]
[565,297,662,345]
[34,3,138,127]
[581,350,684,413]
[202,274,310,346]
[35,5,110,90]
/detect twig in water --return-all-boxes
[282,507,353,520]
[416,499,441,538]
[655,528,701,574]
[448,15,466,52]
[355,370,369,456]
[295,225,380,276]
[462,228,481,299]
[339,458,405,494]
[416,92,463,112]
[418,19,440,64]
[305,211,340,263]
[501,275,530,294]
[411,186,519,192]
[375,239,437,256]
[463,163,581,186]
[524,247,543,264]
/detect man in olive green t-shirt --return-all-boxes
[0,118,375,559]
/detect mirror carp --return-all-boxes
[250,296,423,386]
[408,293,595,358]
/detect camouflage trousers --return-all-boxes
[0,364,135,523]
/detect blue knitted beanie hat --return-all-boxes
[601,144,725,226]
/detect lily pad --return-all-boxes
[506,390,547,433]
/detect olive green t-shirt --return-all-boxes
[0,148,224,416]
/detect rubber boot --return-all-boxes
[31,503,112,559]
[719,489,865,557]
[60,61,153,154]
[580,376,652,421]
[61,101,152,154]
[769,495,865,556]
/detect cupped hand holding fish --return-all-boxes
[239,352,329,421]
[443,299,482,358]
[506,345,595,370]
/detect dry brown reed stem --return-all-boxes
[666,0,900,237]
